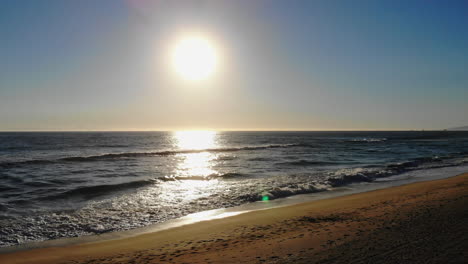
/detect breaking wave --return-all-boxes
[277,160,341,166]
[159,172,246,181]
[326,155,468,187]
[40,179,156,201]
[0,144,301,169]
[348,138,387,142]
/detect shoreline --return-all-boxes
[2,165,466,254]
[1,171,467,263]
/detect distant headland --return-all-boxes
[447,126,468,131]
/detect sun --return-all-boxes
[171,35,218,81]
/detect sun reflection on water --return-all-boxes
[172,131,219,179]
[174,130,217,150]
[175,152,217,178]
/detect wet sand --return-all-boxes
[1,173,467,264]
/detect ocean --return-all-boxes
[1,131,467,248]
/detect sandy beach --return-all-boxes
[1,172,466,264]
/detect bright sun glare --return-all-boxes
[172,36,218,81]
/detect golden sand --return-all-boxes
[1,173,467,264]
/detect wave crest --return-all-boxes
[40,179,156,201]
[0,144,299,169]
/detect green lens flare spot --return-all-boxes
[262,195,269,201]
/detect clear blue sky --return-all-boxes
[1,0,467,131]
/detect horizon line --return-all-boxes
[0,129,455,133]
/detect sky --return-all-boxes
[1,0,467,131]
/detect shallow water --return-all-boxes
[1,131,467,247]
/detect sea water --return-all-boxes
[0,131,467,247]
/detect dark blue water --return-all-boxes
[1,131,467,247]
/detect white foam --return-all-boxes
[2,165,466,254]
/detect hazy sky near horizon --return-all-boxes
[1,0,467,131]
